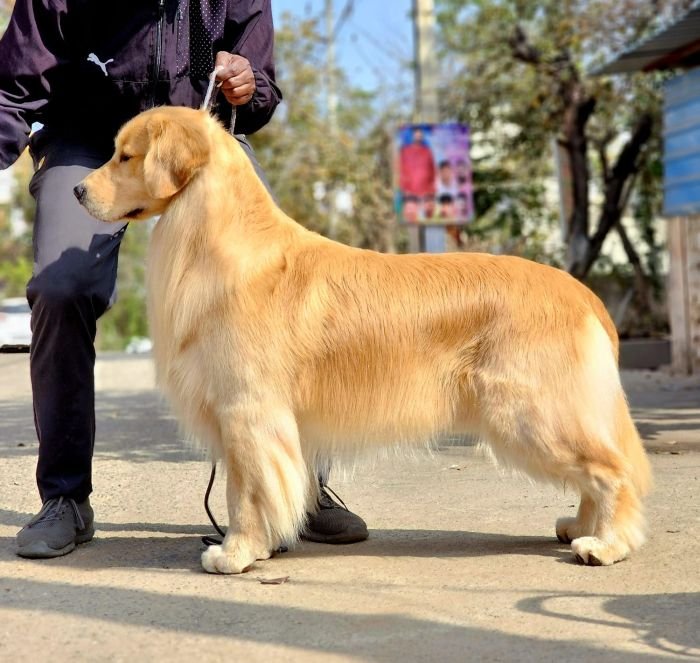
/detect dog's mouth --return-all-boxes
[125,207,145,219]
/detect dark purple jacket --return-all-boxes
[0,0,282,169]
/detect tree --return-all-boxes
[95,221,151,351]
[436,0,691,288]
[0,0,13,33]
[250,12,398,252]
[0,150,32,297]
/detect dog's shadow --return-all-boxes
[0,523,568,571]
[296,529,566,561]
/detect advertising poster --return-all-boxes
[395,123,474,226]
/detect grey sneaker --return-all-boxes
[16,497,94,559]
[302,485,368,544]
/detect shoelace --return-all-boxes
[318,484,349,511]
[28,496,86,531]
[201,464,351,547]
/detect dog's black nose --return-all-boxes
[73,183,86,203]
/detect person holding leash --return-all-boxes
[0,0,368,559]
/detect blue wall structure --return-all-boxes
[664,68,700,216]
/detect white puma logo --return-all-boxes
[87,53,114,76]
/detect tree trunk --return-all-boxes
[509,25,655,282]
[573,114,653,279]
[563,94,596,278]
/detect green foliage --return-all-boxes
[432,0,686,335]
[434,0,681,268]
[0,251,31,295]
[0,151,149,350]
[250,13,397,251]
[467,156,558,258]
[11,149,36,224]
[0,0,13,31]
[437,0,683,246]
[96,221,150,351]
[0,152,33,298]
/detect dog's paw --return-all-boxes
[200,539,274,574]
[571,536,628,566]
[201,544,255,575]
[556,516,591,544]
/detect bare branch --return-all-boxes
[570,114,654,278]
[593,133,614,184]
[616,217,654,316]
[610,115,653,181]
[597,143,609,183]
[509,25,541,64]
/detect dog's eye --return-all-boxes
[120,154,132,163]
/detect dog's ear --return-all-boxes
[143,116,210,199]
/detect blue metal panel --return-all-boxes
[665,180,700,213]
[664,69,700,216]
[666,153,700,179]
[666,128,700,156]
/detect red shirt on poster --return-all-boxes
[399,142,436,197]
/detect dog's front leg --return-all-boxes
[201,409,309,574]
[200,464,273,574]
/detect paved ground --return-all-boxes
[0,353,698,662]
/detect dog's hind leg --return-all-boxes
[480,375,649,565]
[201,406,309,574]
[567,397,651,566]
[568,465,645,566]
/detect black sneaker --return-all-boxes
[16,497,94,559]
[302,485,368,544]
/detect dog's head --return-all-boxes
[75,107,211,222]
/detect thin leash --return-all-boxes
[201,462,288,553]
[200,66,287,551]
[199,65,234,549]
[201,65,237,134]
[201,463,226,547]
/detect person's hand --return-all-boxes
[215,52,256,106]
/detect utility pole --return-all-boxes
[412,0,445,252]
[413,0,439,124]
[325,0,339,134]
[325,0,339,238]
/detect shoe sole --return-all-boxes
[301,528,369,545]
[16,527,95,559]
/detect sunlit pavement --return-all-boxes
[1,354,698,662]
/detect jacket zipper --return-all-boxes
[149,0,166,107]
[176,4,184,72]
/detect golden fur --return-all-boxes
[79,106,652,573]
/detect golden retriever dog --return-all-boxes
[76,106,652,574]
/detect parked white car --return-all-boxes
[0,297,32,347]
[125,336,153,354]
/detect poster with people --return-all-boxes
[395,123,474,226]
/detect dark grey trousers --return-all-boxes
[27,133,272,502]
